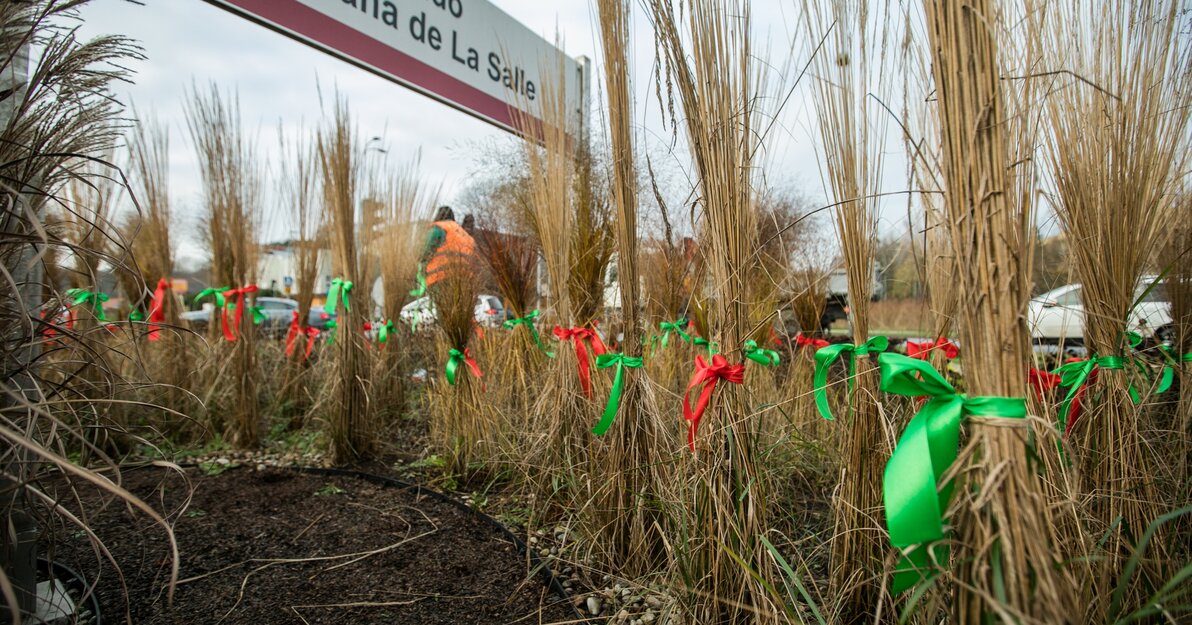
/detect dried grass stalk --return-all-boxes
[186,85,262,449]
[924,1,1075,620]
[649,1,781,621]
[590,0,668,577]
[512,56,592,511]
[371,155,435,428]
[317,94,372,463]
[1032,2,1190,575]
[125,113,193,426]
[277,128,321,427]
[802,2,890,611]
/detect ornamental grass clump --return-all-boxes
[125,113,194,428]
[648,1,783,621]
[1,1,178,616]
[371,155,436,428]
[186,85,263,449]
[511,61,593,515]
[801,1,891,613]
[317,95,373,463]
[1032,2,1190,589]
[588,0,670,578]
[276,128,322,429]
[913,1,1076,620]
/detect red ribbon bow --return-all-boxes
[284,312,321,361]
[795,333,830,350]
[683,354,745,451]
[553,325,608,398]
[1029,364,1092,436]
[148,278,169,341]
[460,347,484,380]
[906,338,959,360]
[221,284,259,341]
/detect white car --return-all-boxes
[1027,277,1172,342]
[399,294,506,328]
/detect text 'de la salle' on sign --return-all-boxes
[203,0,584,136]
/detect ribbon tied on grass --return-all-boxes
[504,310,555,357]
[1154,345,1192,394]
[146,278,170,341]
[1051,355,1139,435]
[692,336,719,357]
[743,339,780,367]
[795,333,830,351]
[194,287,229,310]
[326,278,353,315]
[878,353,1026,594]
[592,353,644,435]
[682,354,745,451]
[553,326,608,399]
[813,336,889,421]
[905,338,959,360]
[222,284,260,341]
[658,319,692,348]
[445,348,483,386]
[66,288,109,322]
[377,319,396,345]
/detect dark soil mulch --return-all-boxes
[47,466,576,624]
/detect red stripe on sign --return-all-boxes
[211,0,533,134]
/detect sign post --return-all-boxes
[204,0,585,137]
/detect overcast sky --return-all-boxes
[75,0,923,266]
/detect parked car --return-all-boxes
[399,294,506,328]
[1027,276,1172,342]
[820,267,885,329]
[183,297,332,337]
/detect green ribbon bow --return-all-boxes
[503,310,555,357]
[250,306,266,325]
[1051,355,1139,432]
[129,310,145,322]
[658,319,692,348]
[592,353,644,435]
[1155,346,1192,394]
[743,339,780,367]
[878,353,1026,594]
[194,286,229,309]
[378,320,395,344]
[692,337,719,356]
[409,269,427,297]
[445,348,482,386]
[325,318,337,344]
[813,336,889,420]
[66,288,109,321]
[326,278,352,315]
[446,349,464,384]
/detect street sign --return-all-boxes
[204,0,586,136]
[283,276,294,287]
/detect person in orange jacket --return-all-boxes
[419,206,476,289]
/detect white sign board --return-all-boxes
[205,0,585,136]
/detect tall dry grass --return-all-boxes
[590,0,670,579]
[125,113,193,426]
[923,1,1075,621]
[317,94,373,463]
[186,85,262,449]
[649,1,783,622]
[276,128,322,428]
[372,155,435,428]
[1032,2,1190,593]
[802,1,891,614]
[512,56,594,514]
[0,1,178,618]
